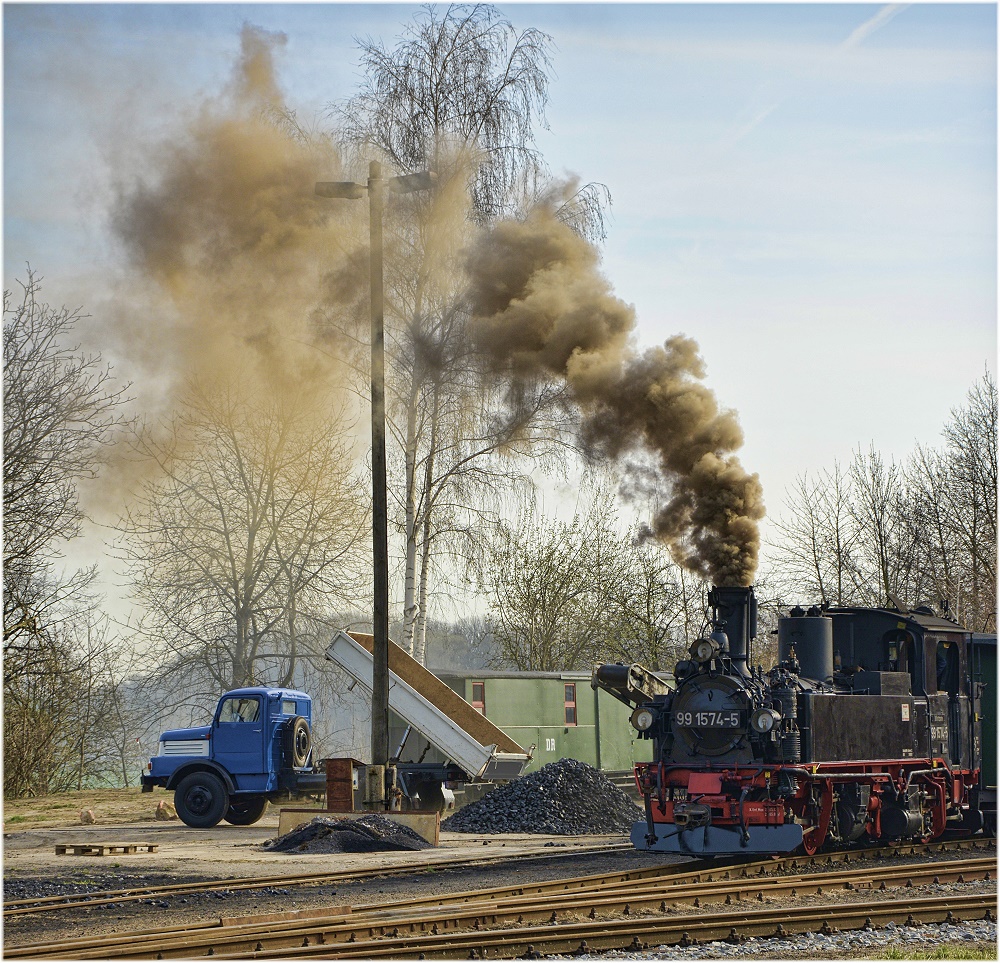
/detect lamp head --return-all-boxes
[315,181,366,200]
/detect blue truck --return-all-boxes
[141,686,327,828]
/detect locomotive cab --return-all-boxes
[827,604,974,771]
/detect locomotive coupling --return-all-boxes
[672,802,712,829]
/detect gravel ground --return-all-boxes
[4,829,996,959]
[2,845,662,947]
[574,916,997,960]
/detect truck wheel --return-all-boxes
[174,772,229,828]
[224,796,269,826]
[284,716,311,768]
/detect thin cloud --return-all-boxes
[728,4,910,147]
[839,4,908,51]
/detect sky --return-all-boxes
[3,2,997,602]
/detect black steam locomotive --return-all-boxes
[594,586,991,856]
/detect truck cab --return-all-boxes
[141,686,326,827]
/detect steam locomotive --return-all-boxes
[594,586,993,856]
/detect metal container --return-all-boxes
[779,616,834,683]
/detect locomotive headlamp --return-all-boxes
[630,707,656,731]
[750,707,782,734]
[690,637,720,664]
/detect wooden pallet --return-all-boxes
[54,843,159,857]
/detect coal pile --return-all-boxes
[263,813,431,854]
[442,759,640,835]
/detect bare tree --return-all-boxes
[330,5,605,661]
[3,611,139,796]
[769,374,996,631]
[599,541,704,670]
[769,464,857,605]
[907,372,997,630]
[3,270,137,797]
[118,378,369,697]
[481,488,703,671]
[483,506,622,671]
[3,269,130,673]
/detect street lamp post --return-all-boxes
[316,161,435,801]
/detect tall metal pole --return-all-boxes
[368,160,390,779]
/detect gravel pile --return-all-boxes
[442,759,639,835]
[262,813,431,854]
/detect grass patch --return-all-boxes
[874,946,996,960]
[5,814,26,824]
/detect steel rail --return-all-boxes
[228,894,999,960]
[3,840,634,917]
[9,856,995,960]
[6,832,990,921]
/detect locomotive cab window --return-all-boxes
[885,631,920,695]
[933,638,960,694]
[564,683,577,726]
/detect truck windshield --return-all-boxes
[218,697,260,723]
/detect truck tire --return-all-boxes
[224,796,269,826]
[284,716,311,768]
[174,772,229,828]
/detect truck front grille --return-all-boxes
[159,740,209,757]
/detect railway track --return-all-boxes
[5,834,988,920]
[8,844,995,960]
[3,840,633,918]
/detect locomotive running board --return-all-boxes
[631,819,804,855]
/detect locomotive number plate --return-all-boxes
[674,710,741,729]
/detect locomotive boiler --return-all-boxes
[594,586,989,856]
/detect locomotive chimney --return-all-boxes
[708,585,757,679]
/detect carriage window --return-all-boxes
[471,682,486,714]
[219,697,260,723]
[564,683,577,726]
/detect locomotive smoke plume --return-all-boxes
[109,24,362,408]
[102,25,762,583]
[466,198,765,586]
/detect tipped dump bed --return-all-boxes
[327,631,529,781]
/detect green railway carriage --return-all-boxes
[387,670,652,779]
[438,671,653,774]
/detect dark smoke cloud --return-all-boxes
[465,198,765,586]
[101,24,763,584]
[109,24,363,406]
[90,24,371,520]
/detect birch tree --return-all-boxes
[332,5,606,661]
